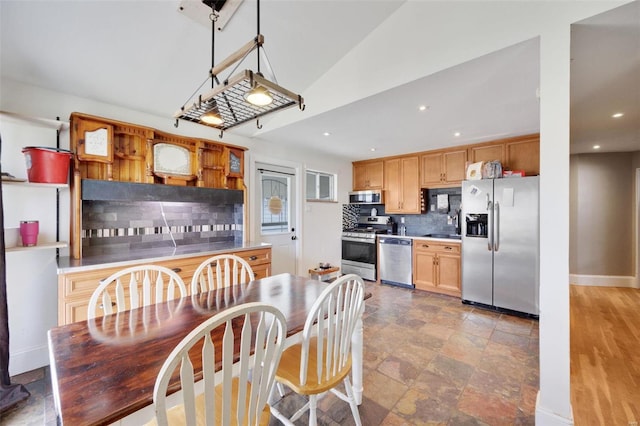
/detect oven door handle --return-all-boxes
[341,237,376,244]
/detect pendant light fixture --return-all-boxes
[175,0,304,135]
[244,84,273,106]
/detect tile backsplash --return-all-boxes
[353,187,462,236]
[82,200,243,254]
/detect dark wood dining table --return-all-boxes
[48,273,368,425]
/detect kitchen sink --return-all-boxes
[422,233,462,240]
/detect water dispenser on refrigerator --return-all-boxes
[465,214,488,238]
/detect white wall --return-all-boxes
[268,2,627,425]
[1,118,63,375]
[2,2,634,422]
[0,78,353,375]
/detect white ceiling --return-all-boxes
[1,1,638,161]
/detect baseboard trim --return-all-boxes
[535,392,574,425]
[9,344,49,377]
[570,274,638,288]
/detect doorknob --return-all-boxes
[291,236,297,240]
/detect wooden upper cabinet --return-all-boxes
[468,143,505,166]
[420,153,442,186]
[384,155,420,214]
[467,134,539,176]
[505,135,540,176]
[443,150,467,184]
[70,112,247,188]
[420,149,466,188]
[353,160,383,190]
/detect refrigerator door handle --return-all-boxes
[487,200,493,251]
[494,201,500,252]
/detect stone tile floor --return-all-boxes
[2,281,538,425]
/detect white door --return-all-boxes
[254,162,298,275]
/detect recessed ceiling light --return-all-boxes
[370,148,376,152]
[593,145,600,149]
[612,112,624,118]
[418,105,428,111]
[323,132,330,136]
[454,132,461,137]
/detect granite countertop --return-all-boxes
[57,241,271,273]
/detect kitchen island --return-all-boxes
[57,241,271,325]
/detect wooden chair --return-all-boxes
[87,265,187,319]
[269,274,365,426]
[147,302,287,426]
[191,254,255,293]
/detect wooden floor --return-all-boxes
[570,285,640,426]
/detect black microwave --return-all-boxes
[348,190,383,204]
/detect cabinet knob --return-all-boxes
[444,246,452,250]
[210,261,218,267]
[422,244,429,248]
[99,302,116,309]
[249,256,258,261]
[171,267,182,273]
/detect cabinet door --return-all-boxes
[443,150,467,185]
[383,158,402,212]
[505,137,539,176]
[353,161,383,190]
[400,156,420,213]
[468,143,505,166]
[437,252,461,296]
[420,153,443,187]
[58,265,128,325]
[366,161,384,189]
[413,245,437,291]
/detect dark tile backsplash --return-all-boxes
[82,200,243,253]
[352,187,462,236]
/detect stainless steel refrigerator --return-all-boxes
[461,176,539,316]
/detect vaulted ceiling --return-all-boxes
[1,1,638,160]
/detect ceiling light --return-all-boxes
[593,145,601,149]
[174,0,304,135]
[244,85,273,106]
[612,112,624,118]
[418,105,427,111]
[370,148,376,152]
[323,132,330,136]
[454,132,461,137]
[200,111,224,125]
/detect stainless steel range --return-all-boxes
[341,216,396,281]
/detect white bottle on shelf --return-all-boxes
[399,217,406,236]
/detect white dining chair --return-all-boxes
[147,302,287,426]
[87,264,187,319]
[191,254,255,293]
[269,274,365,426]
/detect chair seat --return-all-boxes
[146,378,270,426]
[275,337,352,395]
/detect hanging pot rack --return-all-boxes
[175,0,305,136]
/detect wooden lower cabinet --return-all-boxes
[58,247,271,325]
[412,240,461,297]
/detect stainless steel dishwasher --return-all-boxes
[378,237,414,288]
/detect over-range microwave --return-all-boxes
[348,190,384,204]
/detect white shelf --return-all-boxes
[0,110,69,131]
[2,180,68,189]
[6,241,68,253]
